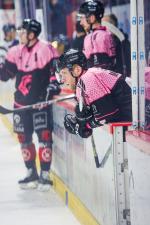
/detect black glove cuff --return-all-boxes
[87,119,102,129]
[75,104,93,122]
[78,126,93,138]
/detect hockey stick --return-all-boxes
[0,93,75,115]
[91,133,112,168]
[101,21,125,42]
[0,46,8,64]
[91,134,100,168]
[99,143,112,168]
[78,86,100,168]
[102,20,128,77]
[79,89,110,168]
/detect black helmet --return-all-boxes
[79,0,104,20]
[57,49,87,72]
[3,24,16,33]
[22,19,41,36]
[53,34,70,49]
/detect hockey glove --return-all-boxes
[46,80,61,100]
[75,104,102,129]
[78,123,93,138]
[64,114,79,135]
[64,114,92,138]
[75,104,93,122]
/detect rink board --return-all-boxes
[0,80,17,140]
[52,100,131,225]
[126,131,150,225]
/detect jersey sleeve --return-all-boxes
[0,46,17,81]
[76,69,121,123]
[48,44,60,82]
[83,35,92,59]
[105,32,116,57]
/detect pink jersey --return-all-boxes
[76,67,121,105]
[0,40,59,106]
[76,67,132,122]
[145,67,150,100]
[6,40,59,73]
[83,26,116,60]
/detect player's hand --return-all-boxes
[64,114,92,138]
[46,80,61,100]
[75,104,102,128]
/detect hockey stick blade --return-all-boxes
[91,134,112,168]
[0,93,75,115]
[0,105,14,114]
[101,21,125,42]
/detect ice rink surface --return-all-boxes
[0,117,81,225]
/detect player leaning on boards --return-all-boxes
[79,0,117,71]
[0,19,61,191]
[56,49,132,138]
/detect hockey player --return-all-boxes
[79,0,116,70]
[145,67,150,130]
[0,24,19,64]
[56,49,132,138]
[1,24,19,49]
[102,14,131,77]
[0,19,60,190]
[71,21,86,51]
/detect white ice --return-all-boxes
[0,117,81,225]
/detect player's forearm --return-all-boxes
[0,60,16,81]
